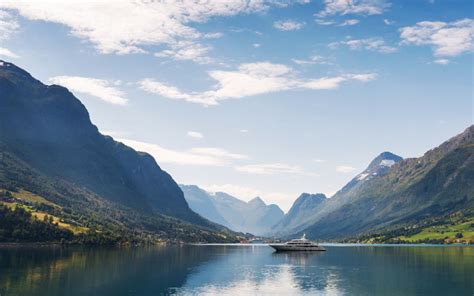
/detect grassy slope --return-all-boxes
[398,217,474,243]
[0,149,244,244]
[345,212,474,244]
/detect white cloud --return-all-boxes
[190,147,248,160]
[49,76,128,105]
[292,54,330,65]
[273,20,305,31]
[0,10,17,41]
[1,1,285,64]
[0,10,19,59]
[400,18,474,57]
[139,62,377,105]
[301,73,377,90]
[154,41,212,64]
[117,138,247,167]
[253,43,261,48]
[203,32,223,39]
[138,79,211,105]
[336,165,357,173]
[339,19,360,26]
[433,58,450,65]
[383,18,393,25]
[329,37,397,53]
[187,131,203,139]
[235,163,319,177]
[240,129,249,133]
[317,0,389,17]
[0,47,19,58]
[313,159,326,163]
[315,19,336,26]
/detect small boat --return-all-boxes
[269,234,326,252]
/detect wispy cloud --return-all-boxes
[292,54,331,65]
[400,18,474,57]
[235,163,319,177]
[117,138,247,167]
[154,41,212,64]
[49,76,128,105]
[139,62,377,106]
[336,165,357,173]
[433,58,450,65]
[0,10,19,59]
[329,37,397,53]
[301,73,377,89]
[187,131,203,139]
[339,19,360,26]
[0,1,270,57]
[0,10,17,40]
[317,0,390,17]
[0,47,19,58]
[273,20,305,31]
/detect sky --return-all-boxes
[0,0,472,212]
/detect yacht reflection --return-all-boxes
[175,245,339,295]
[272,249,325,266]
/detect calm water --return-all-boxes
[0,244,473,295]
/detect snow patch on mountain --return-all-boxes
[380,159,395,167]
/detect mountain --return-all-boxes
[180,185,284,235]
[339,152,403,194]
[279,126,474,240]
[272,193,327,233]
[0,60,239,243]
[271,152,403,237]
[180,185,230,228]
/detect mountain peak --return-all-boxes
[248,196,266,207]
[296,193,327,203]
[341,152,403,186]
[370,151,403,167]
[0,60,38,83]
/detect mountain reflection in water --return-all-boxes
[0,245,472,295]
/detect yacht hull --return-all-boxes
[269,244,326,252]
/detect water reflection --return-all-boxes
[0,245,472,295]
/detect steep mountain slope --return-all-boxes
[0,60,205,224]
[272,193,327,233]
[272,152,403,236]
[0,60,239,243]
[181,185,284,235]
[293,126,474,240]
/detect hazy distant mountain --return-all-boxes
[181,185,284,235]
[0,60,238,243]
[278,126,474,240]
[272,193,327,233]
[180,185,230,228]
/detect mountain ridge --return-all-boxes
[180,184,284,235]
[0,60,239,243]
[284,126,474,240]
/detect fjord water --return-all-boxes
[0,245,472,295]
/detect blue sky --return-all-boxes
[0,0,472,211]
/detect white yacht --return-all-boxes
[269,234,326,252]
